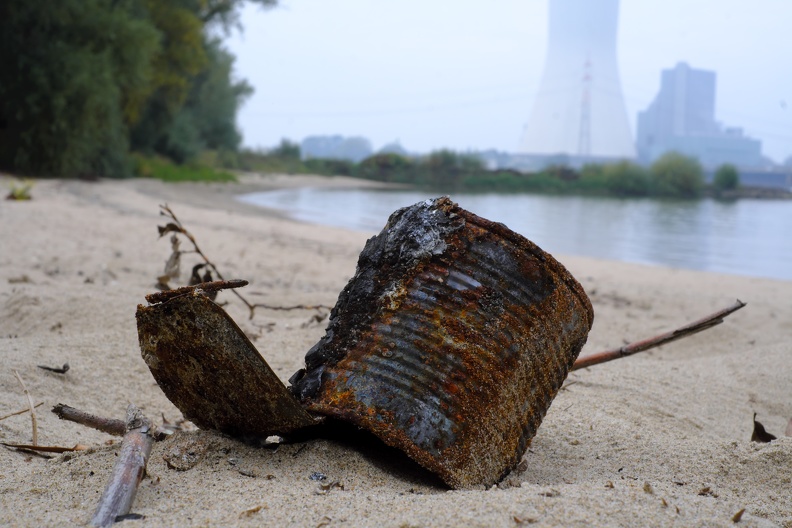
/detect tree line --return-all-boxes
[243,142,740,199]
[0,0,273,178]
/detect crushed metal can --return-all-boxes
[137,196,593,489]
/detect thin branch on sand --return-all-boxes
[572,299,747,371]
[0,401,44,421]
[89,405,156,527]
[12,370,38,446]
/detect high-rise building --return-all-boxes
[636,62,762,168]
[518,0,635,160]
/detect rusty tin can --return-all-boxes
[289,197,593,488]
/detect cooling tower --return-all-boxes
[519,0,635,159]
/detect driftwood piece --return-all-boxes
[90,405,155,527]
[53,403,126,436]
[145,279,248,305]
[572,300,746,371]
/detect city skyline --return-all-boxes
[226,0,792,164]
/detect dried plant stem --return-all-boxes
[90,405,155,527]
[0,401,44,421]
[159,204,331,318]
[160,204,257,316]
[52,403,126,436]
[12,370,38,446]
[572,299,746,371]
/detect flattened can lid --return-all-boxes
[290,197,593,488]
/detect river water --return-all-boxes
[238,187,792,281]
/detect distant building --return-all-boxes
[636,62,762,168]
[519,0,635,161]
[301,135,373,162]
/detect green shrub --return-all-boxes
[603,161,650,196]
[577,163,607,191]
[649,152,704,198]
[713,164,739,192]
[357,153,415,182]
[304,158,356,176]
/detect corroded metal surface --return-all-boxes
[290,197,593,488]
[137,293,317,437]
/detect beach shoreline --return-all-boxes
[1,175,790,527]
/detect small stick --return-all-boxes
[52,403,126,436]
[12,370,38,446]
[0,401,44,421]
[145,279,249,305]
[572,300,747,371]
[90,405,155,527]
[252,302,332,312]
[37,363,70,374]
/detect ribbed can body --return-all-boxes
[291,197,593,488]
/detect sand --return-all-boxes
[1,173,790,527]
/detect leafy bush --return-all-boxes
[649,152,704,198]
[713,164,739,192]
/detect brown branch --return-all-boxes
[12,370,38,446]
[52,404,126,436]
[572,299,746,371]
[0,401,44,421]
[89,405,155,527]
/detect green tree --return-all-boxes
[358,153,415,183]
[0,0,160,177]
[649,152,704,198]
[270,139,302,160]
[420,150,484,187]
[713,164,739,192]
[0,0,274,177]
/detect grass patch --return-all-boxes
[134,155,236,183]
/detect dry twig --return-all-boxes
[572,300,746,371]
[0,401,44,421]
[1,442,89,454]
[89,405,156,527]
[12,370,38,446]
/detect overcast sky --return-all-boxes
[225,0,792,163]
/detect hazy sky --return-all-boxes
[226,0,792,163]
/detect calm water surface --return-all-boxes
[238,188,792,281]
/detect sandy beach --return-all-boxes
[1,174,790,527]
